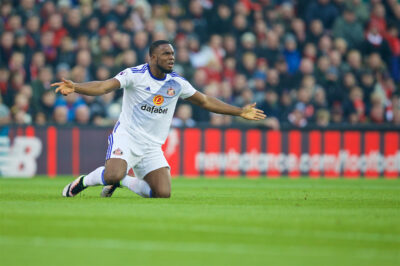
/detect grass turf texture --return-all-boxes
[0,177,399,266]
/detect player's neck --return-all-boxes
[149,64,166,79]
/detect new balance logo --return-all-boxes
[145,87,150,91]
[141,104,168,114]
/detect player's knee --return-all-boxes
[103,169,125,185]
[154,188,170,198]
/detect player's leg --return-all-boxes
[62,129,130,197]
[132,148,171,198]
[103,158,127,184]
[103,168,170,198]
[118,175,153,198]
[143,167,171,198]
[62,158,127,197]
[102,148,171,198]
[101,171,170,198]
[102,175,154,198]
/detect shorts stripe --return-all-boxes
[106,134,113,160]
[105,135,111,160]
[113,121,120,133]
[107,134,114,159]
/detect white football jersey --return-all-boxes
[113,63,196,146]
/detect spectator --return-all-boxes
[55,63,71,82]
[288,103,308,127]
[0,67,10,105]
[25,15,41,50]
[7,72,25,107]
[303,43,317,62]
[38,89,56,123]
[75,49,94,81]
[65,8,82,39]
[0,95,10,125]
[307,20,324,44]
[29,51,46,82]
[258,31,281,67]
[75,105,91,125]
[343,86,366,123]
[57,36,75,68]
[133,31,149,64]
[283,35,301,74]
[0,0,399,127]
[385,24,400,81]
[368,3,387,36]
[55,92,86,122]
[306,0,339,29]
[266,69,282,93]
[332,7,364,49]
[172,104,196,127]
[223,34,237,58]
[331,104,344,124]
[53,105,68,125]
[41,13,67,48]
[361,26,392,66]
[348,0,369,24]
[360,70,376,103]
[31,66,53,115]
[291,18,307,51]
[231,14,248,41]
[334,37,348,58]
[0,2,13,31]
[11,93,31,124]
[393,108,400,125]
[14,29,30,59]
[260,90,281,119]
[345,50,363,78]
[315,109,330,126]
[252,72,267,103]
[209,3,232,35]
[0,31,14,63]
[240,52,257,80]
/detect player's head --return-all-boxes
[149,40,174,73]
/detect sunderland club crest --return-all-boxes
[167,88,175,96]
[113,148,123,156]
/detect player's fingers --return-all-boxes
[55,86,63,93]
[62,88,71,94]
[51,82,63,87]
[61,78,73,86]
[256,114,266,119]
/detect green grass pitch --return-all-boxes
[0,177,399,266]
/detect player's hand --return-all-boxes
[240,103,267,121]
[51,78,76,96]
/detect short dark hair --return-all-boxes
[149,40,171,56]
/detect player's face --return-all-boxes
[154,44,175,73]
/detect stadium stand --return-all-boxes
[0,0,400,128]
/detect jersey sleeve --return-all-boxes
[179,80,197,99]
[114,68,135,89]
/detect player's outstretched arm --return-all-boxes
[51,78,121,96]
[186,91,266,121]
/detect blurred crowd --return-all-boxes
[1,0,400,128]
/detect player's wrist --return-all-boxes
[71,82,77,92]
[238,107,245,117]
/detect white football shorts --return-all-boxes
[105,124,170,179]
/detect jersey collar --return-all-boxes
[147,64,167,81]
